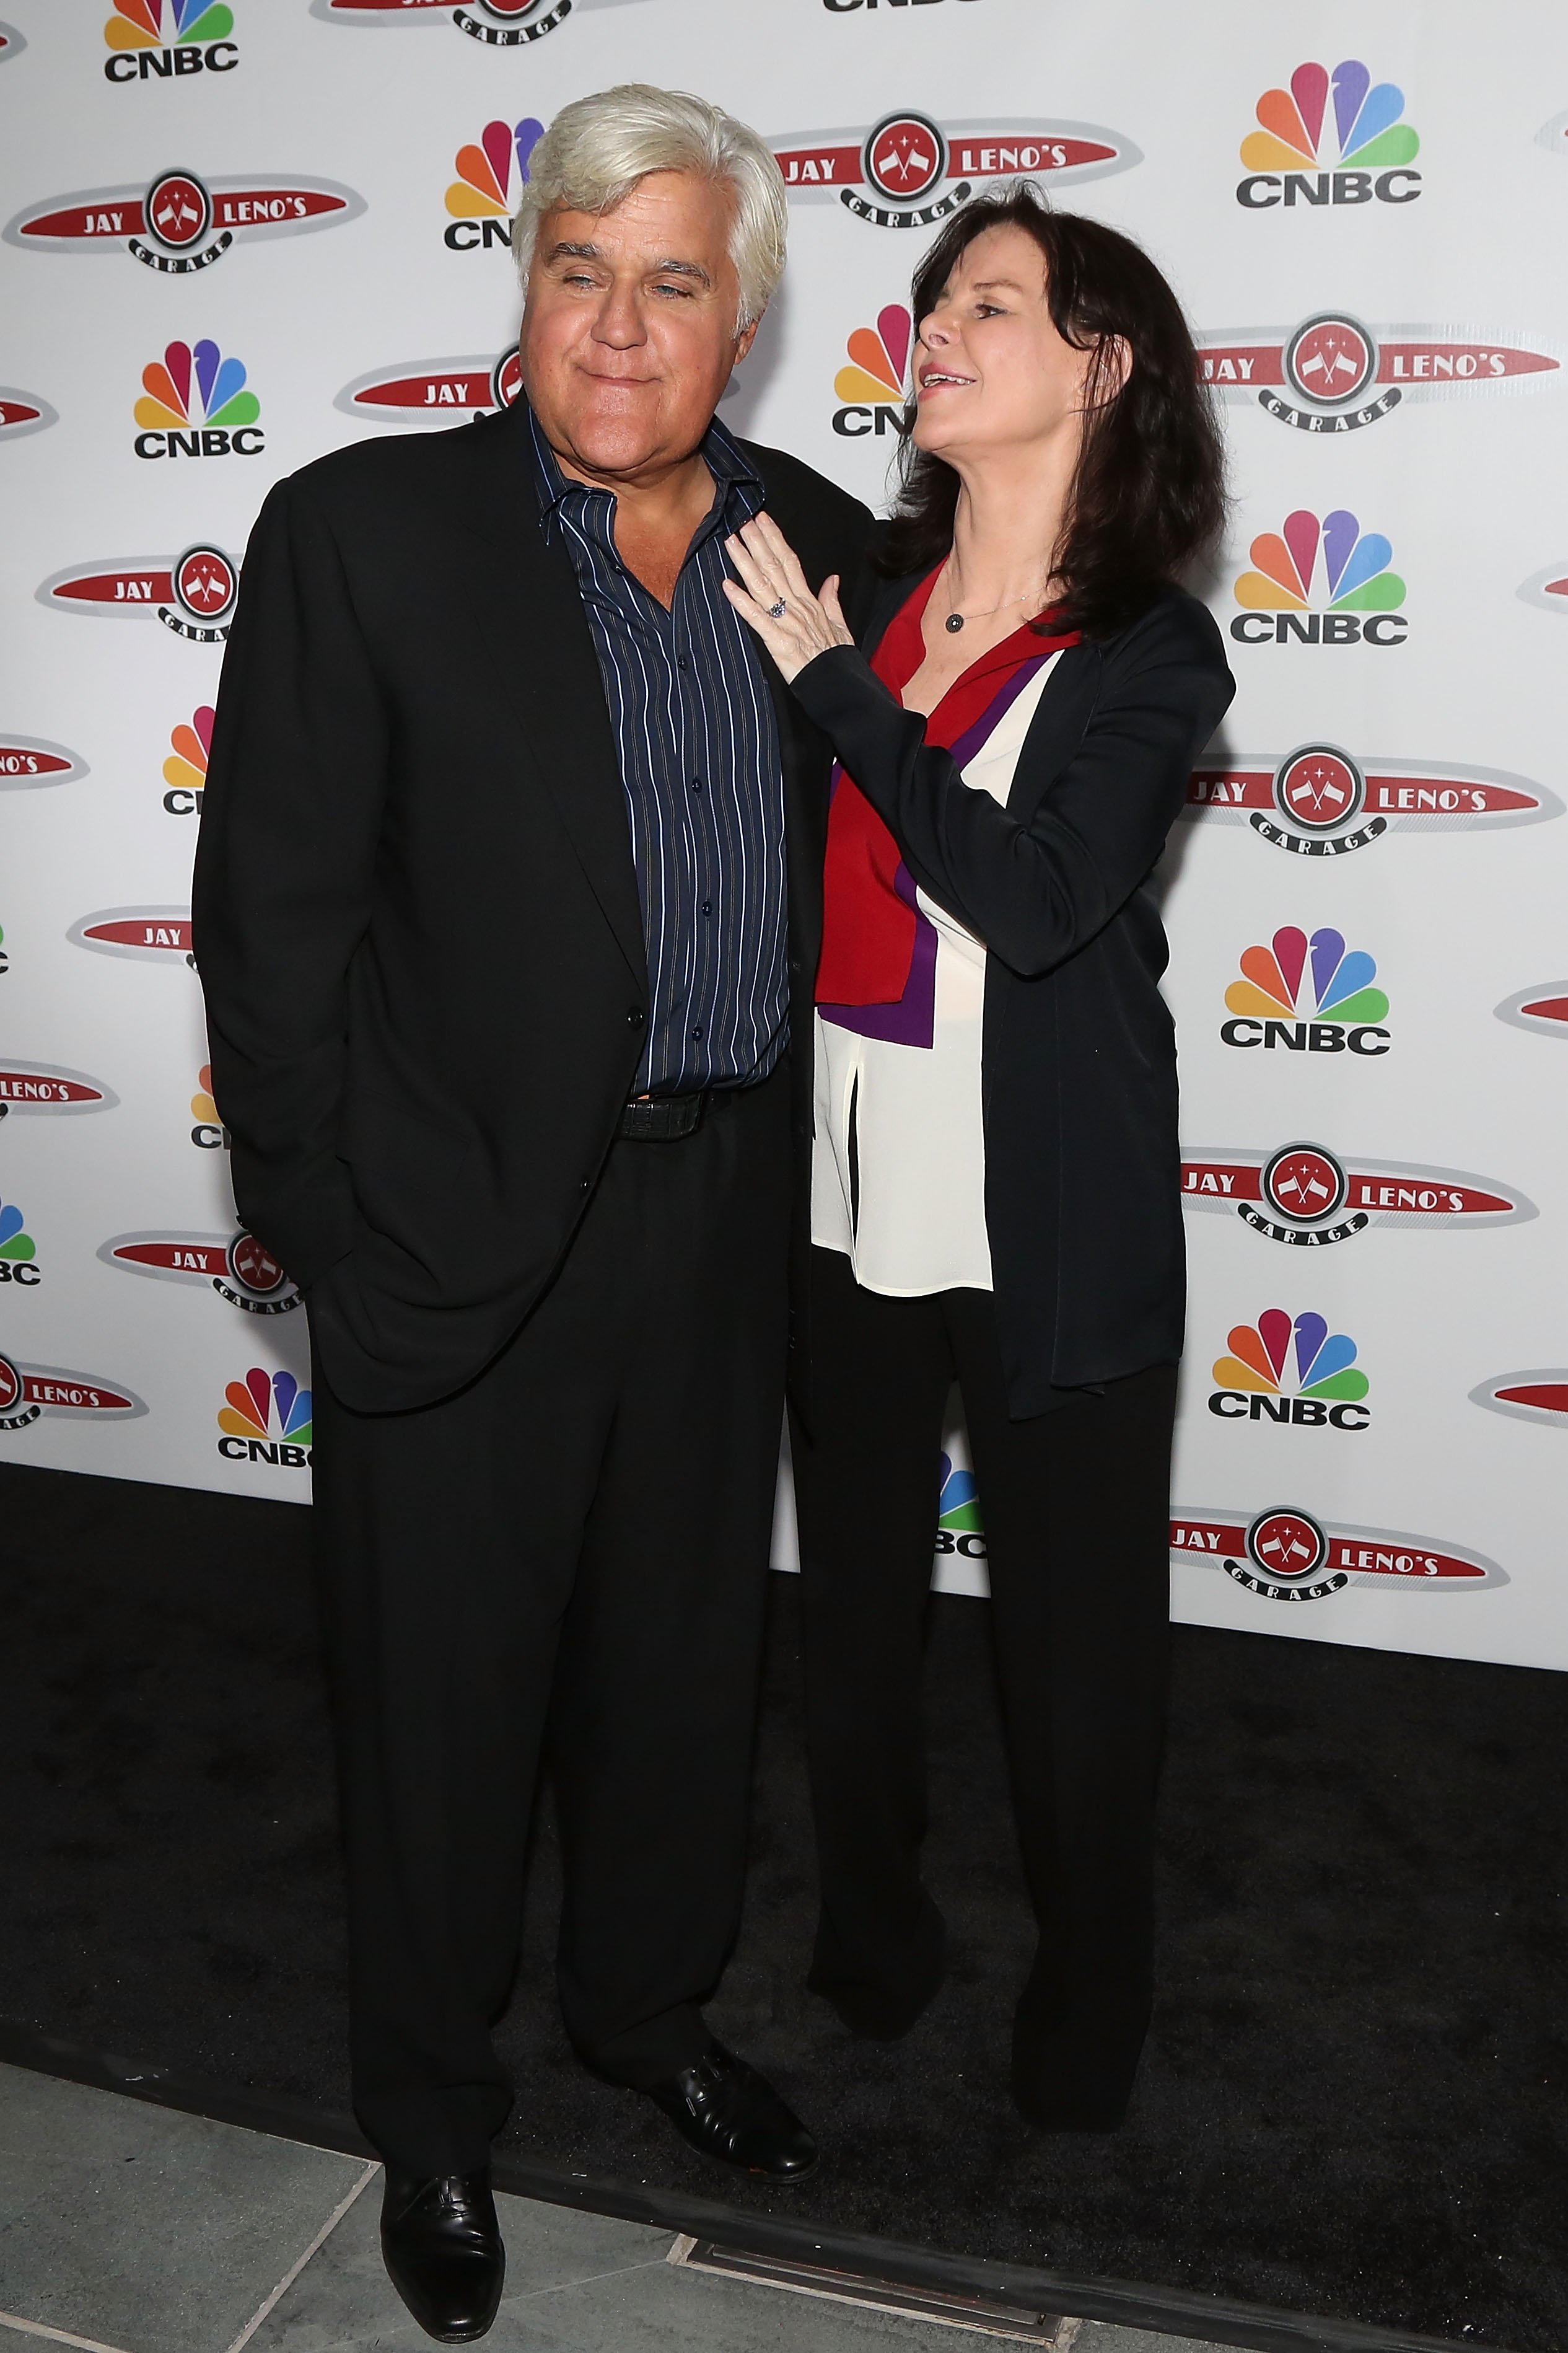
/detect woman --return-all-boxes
[724,184,1233,2131]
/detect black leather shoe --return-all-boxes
[380,2168,505,2344]
[644,2042,817,2178]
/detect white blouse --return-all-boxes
[810,653,1064,1296]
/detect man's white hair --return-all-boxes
[514,84,787,332]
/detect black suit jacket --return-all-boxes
[193,399,872,1413]
[791,561,1235,1417]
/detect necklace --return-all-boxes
[942,576,1051,635]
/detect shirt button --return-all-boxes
[678,656,691,674]
[702,901,712,917]
[691,777,704,794]
[627,1007,645,1026]
[691,1024,705,1042]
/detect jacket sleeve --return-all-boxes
[191,472,388,1287]
[789,596,1235,980]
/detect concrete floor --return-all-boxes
[0,2060,1230,2353]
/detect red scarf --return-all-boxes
[817,568,1081,1009]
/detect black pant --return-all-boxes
[797,1246,1178,2127]
[310,1071,792,2177]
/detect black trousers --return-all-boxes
[797,1246,1178,2128]
[310,1071,792,2177]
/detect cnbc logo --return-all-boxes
[1237,59,1421,209]
[217,1367,312,1465]
[135,340,261,459]
[105,0,239,81]
[1221,925,1390,1055]
[444,118,541,250]
[1209,1309,1369,1432]
[831,304,911,438]
[1232,510,1406,647]
[163,707,211,816]
[190,1062,228,1148]
[0,1198,40,1288]
[934,1450,985,1560]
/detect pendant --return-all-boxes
[945,613,965,633]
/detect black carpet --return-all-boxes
[2,1460,1565,2349]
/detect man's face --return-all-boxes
[520,169,759,484]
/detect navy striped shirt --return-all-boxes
[530,406,787,1099]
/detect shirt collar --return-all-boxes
[526,398,764,537]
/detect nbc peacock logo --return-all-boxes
[934,1451,986,1561]
[317,0,644,42]
[134,341,261,460]
[1220,925,1390,1056]
[444,118,542,250]
[831,305,911,439]
[1237,59,1421,209]
[1209,1310,1369,1432]
[217,1367,312,1465]
[0,1199,40,1289]
[104,0,239,82]
[1232,510,1406,648]
[163,707,211,816]
[190,1062,227,1148]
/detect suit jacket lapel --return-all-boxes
[457,403,647,990]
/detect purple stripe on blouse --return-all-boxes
[818,653,1054,1050]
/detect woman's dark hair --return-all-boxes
[881,183,1227,637]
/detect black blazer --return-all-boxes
[192,398,872,1414]
[791,561,1235,1418]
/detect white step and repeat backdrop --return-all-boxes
[2,0,1566,1668]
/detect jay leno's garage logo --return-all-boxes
[0,1351,145,1434]
[102,1228,299,1314]
[5,164,362,273]
[0,387,56,441]
[1198,310,1558,434]
[338,349,523,425]
[1185,740,1559,860]
[1181,1141,1533,1249]
[38,547,239,641]
[771,109,1138,229]
[1171,1508,1500,1604]
[313,0,652,46]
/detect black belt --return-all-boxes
[618,1091,709,1142]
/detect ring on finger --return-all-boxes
[768,597,787,620]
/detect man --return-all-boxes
[194,84,870,2344]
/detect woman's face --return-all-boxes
[911,224,1106,466]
